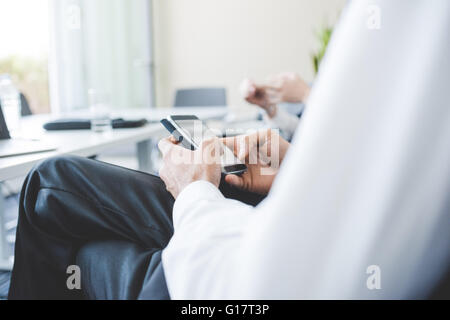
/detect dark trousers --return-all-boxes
[8,156,265,300]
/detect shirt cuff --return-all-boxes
[173,180,224,228]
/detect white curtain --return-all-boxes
[49,0,154,113]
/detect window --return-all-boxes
[49,0,155,113]
[0,0,51,114]
[0,0,154,115]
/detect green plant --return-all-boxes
[312,26,333,75]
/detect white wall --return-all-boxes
[152,0,346,109]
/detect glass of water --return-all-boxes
[88,89,112,133]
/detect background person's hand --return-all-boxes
[222,129,290,195]
[240,73,311,117]
[158,137,222,199]
[240,78,274,112]
[266,72,311,103]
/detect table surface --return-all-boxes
[0,107,229,181]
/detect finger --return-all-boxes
[245,84,257,98]
[200,137,218,149]
[213,138,224,157]
[246,96,267,108]
[265,74,284,89]
[240,79,256,98]
[237,136,250,161]
[222,135,247,160]
[158,137,178,155]
[221,136,237,152]
[265,88,282,104]
[201,138,223,161]
[263,84,282,92]
[225,174,245,189]
[255,129,272,147]
[169,135,180,144]
[215,138,225,159]
[257,143,272,166]
[222,135,256,162]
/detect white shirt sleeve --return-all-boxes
[162,181,254,299]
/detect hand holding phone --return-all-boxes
[161,115,247,175]
[158,136,223,198]
[221,129,286,195]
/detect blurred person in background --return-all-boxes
[241,72,311,140]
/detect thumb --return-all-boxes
[201,138,223,164]
[169,135,181,144]
[158,137,173,155]
[225,174,245,189]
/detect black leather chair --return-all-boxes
[428,267,450,299]
[20,93,32,116]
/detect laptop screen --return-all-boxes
[0,102,11,140]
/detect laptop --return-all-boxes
[0,104,57,158]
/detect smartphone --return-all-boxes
[161,115,247,175]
